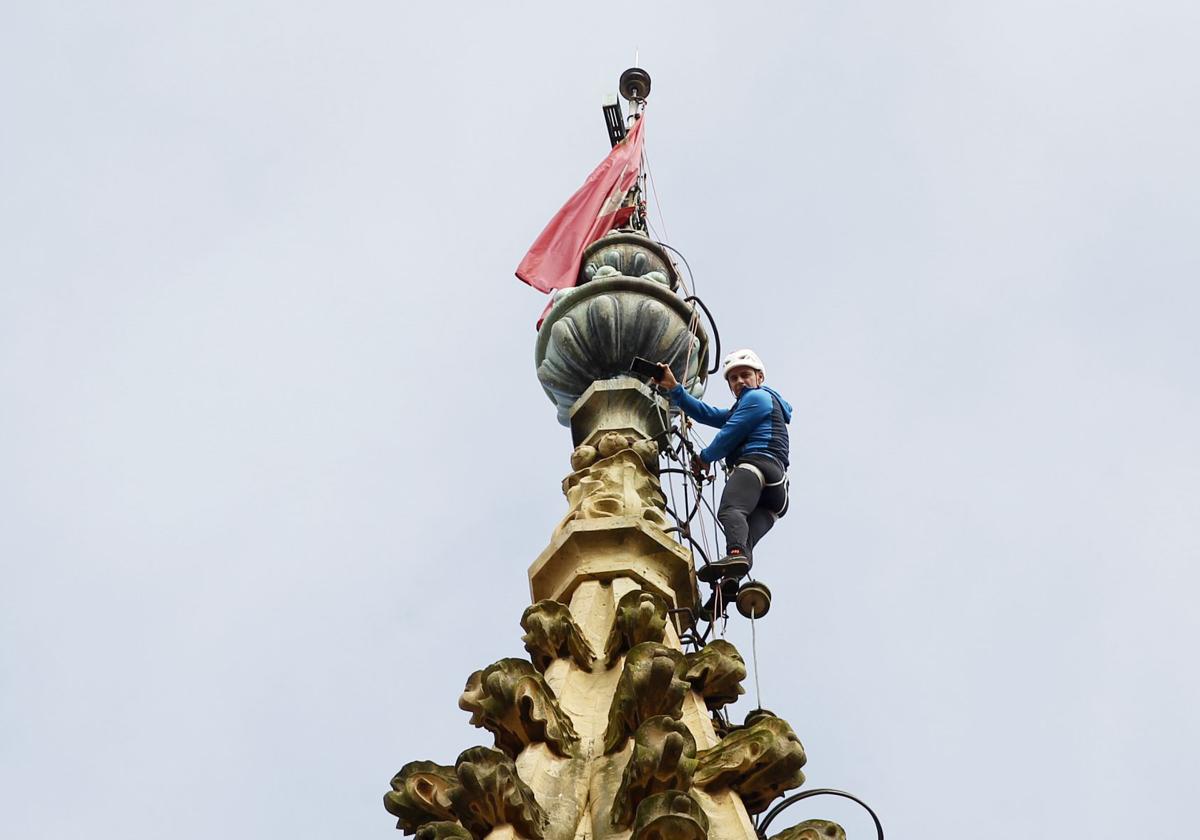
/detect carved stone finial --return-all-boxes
[459,658,581,758]
[768,820,847,840]
[603,642,689,754]
[693,714,808,814]
[631,791,709,840]
[611,715,698,828]
[535,277,709,428]
[450,746,547,840]
[415,822,473,840]
[604,590,669,666]
[520,600,596,672]
[384,761,458,834]
[683,639,747,711]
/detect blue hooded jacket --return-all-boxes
[667,383,793,468]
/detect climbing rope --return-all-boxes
[749,606,763,709]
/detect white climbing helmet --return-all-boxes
[722,348,765,380]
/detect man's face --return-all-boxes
[726,366,764,398]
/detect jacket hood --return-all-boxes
[761,385,793,423]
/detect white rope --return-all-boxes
[643,145,671,245]
[750,606,763,708]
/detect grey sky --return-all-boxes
[2,2,1198,838]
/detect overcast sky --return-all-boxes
[2,3,1198,839]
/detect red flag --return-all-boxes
[516,114,646,295]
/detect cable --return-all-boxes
[681,295,723,375]
[643,145,670,244]
[655,239,697,297]
[757,789,885,840]
[638,385,740,635]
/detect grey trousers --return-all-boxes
[718,454,789,558]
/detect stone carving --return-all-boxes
[594,432,658,468]
[611,715,698,828]
[596,431,633,459]
[603,642,689,753]
[535,275,709,426]
[693,713,808,814]
[580,231,681,290]
[384,761,458,834]
[520,600,596,672]
[450,746,546,840]
[570,444,598,471]
[556,449,670,534]
[768,820,846,840]
[683,639,747,710]
[415,823,473,840]
[571,436,659,475]
[632,438,659,467]
[631,791,709,840]
[604,590,669,667]
[459,658,580,758]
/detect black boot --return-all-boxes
[697,577,739,622]
[697,552,751,583]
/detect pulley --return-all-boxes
[736,580,772,618]
[619,67,652,102]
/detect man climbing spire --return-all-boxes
[656,349,793,584]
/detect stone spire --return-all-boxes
[383,229,843,840]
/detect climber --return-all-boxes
[655,349,792,584]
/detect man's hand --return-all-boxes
[690,452,710,481]
[656,363,678,390]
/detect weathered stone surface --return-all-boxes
[459,658,580,758]
[633,439,659,468]
[570,444,599,471]
[631,791,709,840]
[604,590,668,667]
[683,639,747,711]
[384,761,458,834]
[769,820,846,840]
[450,747,546,840]
[567,379,671,448]
[611,715,697,828]
[520,600,596,673]
[590,432,657,468]
[414,822,473,840]
[596,431,633,459]
[528,514,697,609]
[556,450,670,535]
[603,642,689,754]
[693,713,808,814]
[514,743,590,840]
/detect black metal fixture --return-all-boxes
[602,94,626,147]
[757,788,885,840]
[619,66,652,102]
